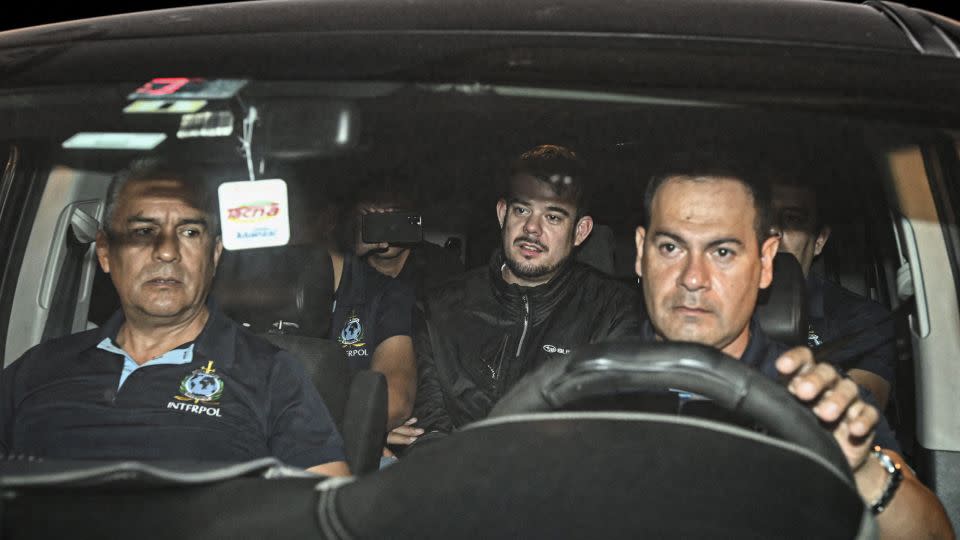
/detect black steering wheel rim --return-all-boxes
[488,340,853,483]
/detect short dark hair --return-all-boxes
[102,158,221,238]
[642,164,773,249]
[508,145,590,218]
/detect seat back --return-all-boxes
[575,224,616,275]
[755,252,808,345]
[212,244,334,336]
[213,244,386,475]
[261,334,387,475]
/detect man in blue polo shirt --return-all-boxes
[0,159,348,476]
[771,180,896,410]
[634,167,952,537]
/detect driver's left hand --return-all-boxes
[774,346,878,471]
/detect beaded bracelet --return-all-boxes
[869,446,903,515]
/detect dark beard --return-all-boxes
[503,249,560,280]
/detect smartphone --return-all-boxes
[361,211,423,244]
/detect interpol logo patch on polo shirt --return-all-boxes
[338,309,369,357]
[167,360,224,417]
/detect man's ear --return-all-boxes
[758,234,780,290]
[95,230,111,274]
[496,199,507,229]
[813,226,831,257]
[213,236,223,268]
[634,226,647,278]
[572,215,594,247]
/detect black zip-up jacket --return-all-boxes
[412,252,642,433]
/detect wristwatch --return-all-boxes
[869,446,903,515]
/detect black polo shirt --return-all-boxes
[640,320,900,451]
[0,302,345,468]
[330,254,415,372]
[806,273,896,386]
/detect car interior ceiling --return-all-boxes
[10,81,933,463]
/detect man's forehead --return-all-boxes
[649,176,757,239]
[507,173,578,210]
[119,178,205,213]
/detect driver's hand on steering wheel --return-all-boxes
[774,346,879,472]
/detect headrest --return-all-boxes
[575,224,616,275]
[212,245,334,337]
[755,252,808,346]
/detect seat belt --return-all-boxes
[41,226,91,341]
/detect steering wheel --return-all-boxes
[488,340,853,482]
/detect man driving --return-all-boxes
[634,165,953,537]
[0,159,349,477]
[395,145,642,444]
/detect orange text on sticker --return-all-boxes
[227,201,281,222]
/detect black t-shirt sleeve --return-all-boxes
[372,277,415,349]
[818,283,897,384]
[265,350,346,467]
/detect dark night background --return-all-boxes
[1,0,958,31]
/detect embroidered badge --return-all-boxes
[338,311,366,348]
[168,361,224,417]
[175,360,224,404]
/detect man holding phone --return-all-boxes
[328,213,418,435]
[351,181,464,300]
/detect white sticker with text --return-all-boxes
[218,179,290,250]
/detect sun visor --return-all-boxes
[258,99,359,158]
[218,179,290,250]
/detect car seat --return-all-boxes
[755,252,808,346]
[575,223,616,275]
[212,244,386,475]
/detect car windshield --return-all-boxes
[1,1,959,536]
[0,75,947,443]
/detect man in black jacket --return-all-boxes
[391,145,641,444]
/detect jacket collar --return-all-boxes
[487,249,578,321]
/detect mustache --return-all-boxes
[140,265,185,282]
[668,292,716,312]
[513,236,547,252]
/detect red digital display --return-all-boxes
[134,77,195,96]
[128,78,247,101]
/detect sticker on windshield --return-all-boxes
[61,132,167,150]
[177,111,234,138]
[124,99,208,114]
[129,78,248,100]
[218,179,290,250]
